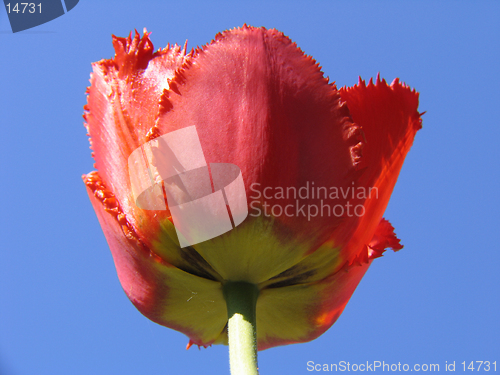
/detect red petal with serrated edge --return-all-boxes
[155,26,362,249]
[335,77,421,265]
[368,218,403,259]
[84,30,188,246]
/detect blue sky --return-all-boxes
[1,1,499,374]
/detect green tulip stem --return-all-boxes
[223,281,260,375]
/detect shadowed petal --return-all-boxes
[253,216,403,350]
[84,172,227,346]
[256,258,370,350]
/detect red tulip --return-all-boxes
[83,26,422,352]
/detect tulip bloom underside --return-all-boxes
[83,26,422,350]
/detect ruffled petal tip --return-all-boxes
[368,218,403,259]
[186,339,212,350]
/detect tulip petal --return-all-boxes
[256,260,370,350]
[84,172,227,346]
[259,240,343,288]
[336,77,421,262]
[153,26,364,278]
[254,216,402,350]
[84,32,225,278]
[84,30,190,246]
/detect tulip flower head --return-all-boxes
[83,25,422,373]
